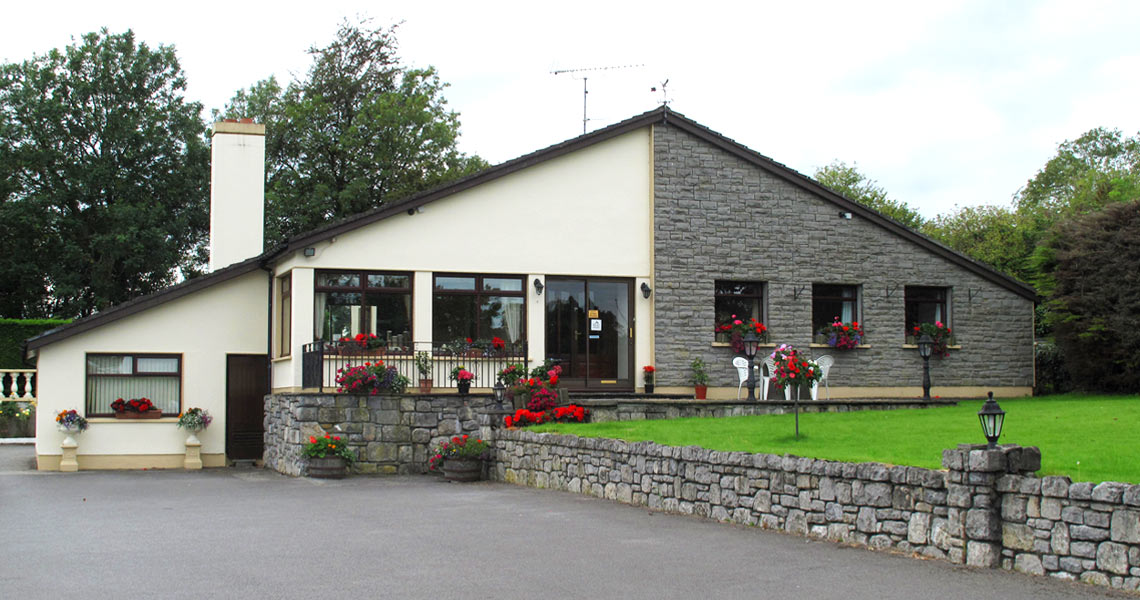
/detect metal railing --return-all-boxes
[1,369,36,401]
[301,340,528,392]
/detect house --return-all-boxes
[25,107,1036,470]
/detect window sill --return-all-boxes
[88,417,180,423]
[809,343,873,349]
[272,355,292,363]
[711,342,777,348]
[902,344,962,350]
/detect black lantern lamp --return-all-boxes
[978,391,1005,449]
[917,333,933,400]
[742,331,761,401]
[533,278,544,295]
[492,380,506,410]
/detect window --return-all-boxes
[314,270,412,347]
[433,274,526,344]
[277,274,291,357]
[905,286,949,333]
[812,284,860,333]
[714,280,765,342]
[86,354,181,416]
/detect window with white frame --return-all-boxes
[85,354,181,416]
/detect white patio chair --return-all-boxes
[811,355,835,401]
[762,356,776,402]
[733,357,769,401]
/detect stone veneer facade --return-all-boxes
[650,123,1035,392]
[492,430,1140,592]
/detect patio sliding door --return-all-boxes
[544,277,633,390]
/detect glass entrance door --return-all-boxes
[545,277,633,390]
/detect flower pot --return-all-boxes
[644,384,655,394]
[511,391,526,411]
[441,458,483,482]
[308,456,347,479]
[457,380,471,395]
[694,385,708,400]
[419,378,433,394]
[114,409,162,419]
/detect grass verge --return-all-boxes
[529,394,1139,484]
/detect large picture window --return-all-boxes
[714,280,765,342]
[86,354,181,416]
[433,274,526,344]
[812,284,860,332]
[314,270,412,348]
[905,286,949,332]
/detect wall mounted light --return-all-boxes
[533,278,544,295]
[838,211,853,220]
[640,282,652,299]
[303,247,316,257]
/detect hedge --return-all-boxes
[0,319,72,368]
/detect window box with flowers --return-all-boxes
[335,361,410,395]
[111,397,163,419]
[907,322,955,357]
[716,315,770,354]
[818,319,864,350]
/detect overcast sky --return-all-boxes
[3,0,1138,218]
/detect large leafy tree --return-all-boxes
[921,205,1038,283]
[813,160,925,230]
[1037,200,1140,392]
[0,29,209,318]
[218,20,488,245]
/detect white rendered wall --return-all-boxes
[271,128,654,389]
[210,122,265,271]
[35,271,268,460]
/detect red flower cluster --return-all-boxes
[428,433,489,470]
[913,322,953,357]
[823,319,863,350]
[503,404,588,428]
[339,332,382,349]
[111,397,155,413]
[491,336,506,350]
[642,365,656,373]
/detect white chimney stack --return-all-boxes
[209,119,265,271]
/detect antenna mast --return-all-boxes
[551,63,644,133]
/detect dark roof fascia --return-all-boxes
[658,110,1037,301]
[25,256,269,352]
[278,107,671,257]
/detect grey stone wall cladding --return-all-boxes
[263,393,496,476]
[651,125,1034,389]
[493,431,1140,592]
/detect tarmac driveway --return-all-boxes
[0,444,1130,599]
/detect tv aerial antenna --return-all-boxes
[551,63,644,133]
[651,79,670,106]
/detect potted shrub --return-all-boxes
[497,363,526,407]
[690,357,710,399]
[769,344,823,400]
[642,365,656,394]
[414,351,433,393]
[304,433,354,479]
[450,365,475,395]
[111,397,162,419]
[428,434,490,482]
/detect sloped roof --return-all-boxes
[27,106,1034,353]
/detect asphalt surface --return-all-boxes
[0,444,1132,600]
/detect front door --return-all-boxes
[545,277,633,390]
[226,354,268,461]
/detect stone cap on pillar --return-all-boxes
[941,443,1041,475]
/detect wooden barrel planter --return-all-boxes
[307,456,347,479]
[441,458,482,482]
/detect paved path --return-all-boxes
[0,445,1130,600]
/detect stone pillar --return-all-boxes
[942,443,1041,568]
[59,439,79,472]
[184,436,203,470]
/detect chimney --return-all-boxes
[209,119,266,271]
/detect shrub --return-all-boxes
[504,405,588,428]
[1034,340,1071,395]
[335,362,409,394]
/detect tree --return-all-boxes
[1016,127,1140,223]
[1039,200,1140,392]
[921,205,1037,283]
[813,160,925,230]
[0,29,209,318]
[217,20,488,245]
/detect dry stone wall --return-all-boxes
[492,430,1140,592]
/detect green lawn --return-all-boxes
[530,394,1140,484]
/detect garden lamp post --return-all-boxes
[742,332,761,401]
[917,333,933,400]
[492,380,506,410]
[978,391,1005,449]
